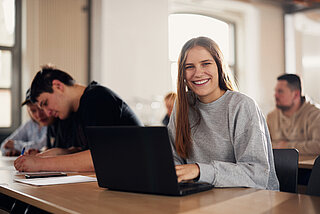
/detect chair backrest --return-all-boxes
[273,149,299,193]
[307,155,320,196]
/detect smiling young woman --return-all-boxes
[167,36,279,190]
[184,45,225,104]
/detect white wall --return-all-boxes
[91,0,170,125]
[21,0,285,124]
[253,3,285,114]
[91,0,285,125]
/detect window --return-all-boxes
[285,11,320,103]
[168,13,235,91]
[0,0,21,131]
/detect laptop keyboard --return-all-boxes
[178,182,213,193]
[179,182,202,189]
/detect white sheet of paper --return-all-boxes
[14,175,97,186]
[0,156,18,161]
[0,156,17,170]
[0,165,15,170]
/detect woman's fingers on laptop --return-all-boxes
[175,164,200,182]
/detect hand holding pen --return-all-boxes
[21,147,25,156]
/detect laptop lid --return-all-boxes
[86,126,213,196]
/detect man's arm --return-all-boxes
[272,111,320,155]
[36,147,82,157]
[273,139,320,155]
[272,141,289,149]
[14,150,94,172]
[284,140,320,155]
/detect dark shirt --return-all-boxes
[46,113,80,149]
[76,81,143,149]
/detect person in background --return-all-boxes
[1,89,54,156]
[167,36,279,190]
[14,65,142,172]
[267,74,320,155]
[162,92,177,125]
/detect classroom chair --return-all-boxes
[273,149,299,193]
[306,155,320,197]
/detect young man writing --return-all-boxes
[14,66,142,172]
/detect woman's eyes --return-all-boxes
[185,63,211,70]
[185,66,194,70]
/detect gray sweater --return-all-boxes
[168,90,279,190]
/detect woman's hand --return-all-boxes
[5,149,20,156]
[3,140,20,156]
[4,140,14,149]
[175,164,200,183]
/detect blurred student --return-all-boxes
[14,65,142,172]
[1,89,54,156]
[267,74,320,155]
[162,92,177,125]
[167,37,279,190]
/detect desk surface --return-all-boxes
[299,155,318,169]
[1,157,320,214]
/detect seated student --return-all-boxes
[1,89,54,156]
[31,112,82,157]
[14,65,142,172]
[267,74,320,155]
[162,92,177,126]
[167,37,279,190]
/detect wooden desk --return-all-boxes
[1,157,320,214]
[298,155,317,188]
[299,155,318,169]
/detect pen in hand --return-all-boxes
[21,147,25,156]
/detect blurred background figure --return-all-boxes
[162,92,177,125]
[267,74,320,155]
[0,89,54,156]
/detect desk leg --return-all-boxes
[10,200,28,214]
[0,193,15,212]
[25,205,51,214]
[0,193,50,214]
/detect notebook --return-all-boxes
[85,126,213,196]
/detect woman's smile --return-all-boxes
[192,78,210,86]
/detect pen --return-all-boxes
[21,147,25,155]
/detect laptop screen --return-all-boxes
[86,126,181,195]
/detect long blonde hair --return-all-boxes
[175,37,236,159]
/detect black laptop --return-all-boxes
[85,126,213,196]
